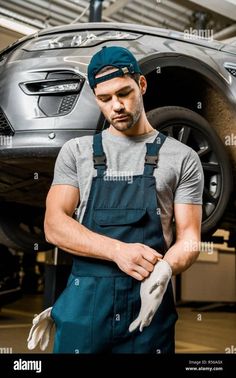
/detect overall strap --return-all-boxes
[92,133,107,176]
[144,132,167,175]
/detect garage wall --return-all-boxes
[0,26,23,50]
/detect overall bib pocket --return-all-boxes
[93,208,147,243]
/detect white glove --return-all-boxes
[27,307,54,351]
[129,260,172,332]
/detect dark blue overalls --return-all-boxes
[51,132,178,353]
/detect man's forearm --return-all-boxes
[163,238,200,275]
[44,212,118,261]
[44,210,163,281]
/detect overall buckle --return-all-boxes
[93,154,106,167]
[145,155,158,165]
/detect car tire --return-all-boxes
[147,106,233,235]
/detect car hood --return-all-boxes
[37,22,236,54]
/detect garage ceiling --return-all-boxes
[0,0,235,37]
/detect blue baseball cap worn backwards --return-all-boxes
[88,46,142,89]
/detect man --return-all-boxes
[28,46,203,354]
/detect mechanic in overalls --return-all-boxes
[27,46,203,353]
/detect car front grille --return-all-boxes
[0,107,14,135]
[59,94,77,113]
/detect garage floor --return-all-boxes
[0,294,235,354]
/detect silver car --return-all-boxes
[0,22,235,252]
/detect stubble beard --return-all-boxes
[109,94,143,132]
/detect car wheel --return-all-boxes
[147,106,233,235]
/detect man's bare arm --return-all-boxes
[44,184,114,260]
[44,185,162,280]
[163,203,202,275]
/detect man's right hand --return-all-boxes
[112,242,162,280]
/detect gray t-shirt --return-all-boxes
[52,129,204,248]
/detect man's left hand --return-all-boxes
[129,259,172,332]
